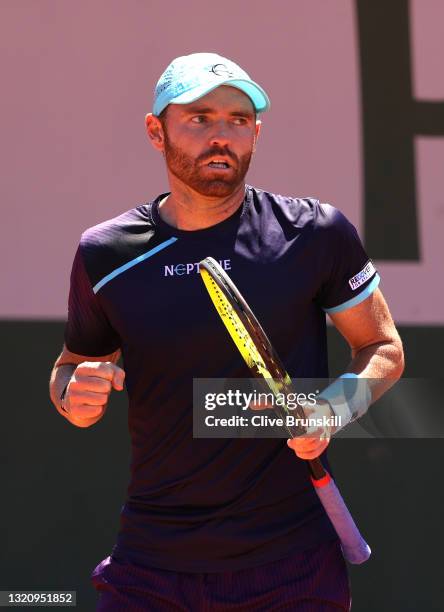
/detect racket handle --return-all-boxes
[307,457,326,480]
[309,459,371,565]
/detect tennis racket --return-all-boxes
[199,256,371,565]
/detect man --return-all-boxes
[49,53,404,610]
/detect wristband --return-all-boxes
[317,373,371,431]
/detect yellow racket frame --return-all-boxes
[200,260,296,421]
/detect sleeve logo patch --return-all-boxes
[349,261,376,291]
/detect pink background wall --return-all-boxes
[1,0,443,322]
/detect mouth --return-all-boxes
[206,158,232,170]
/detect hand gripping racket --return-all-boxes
[199,257,371,564]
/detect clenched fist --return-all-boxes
[286,400,333,460]
[63,361,125,422]
[286,433,330,460]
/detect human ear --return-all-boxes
[145,113,165,152]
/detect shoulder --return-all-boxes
[312,202,353,232]
[249,187,359,251]
[249,186,352,232]
[311,203,361,252]
[79,205,152,254]
[77,204,154,287]
[250,186,320,229]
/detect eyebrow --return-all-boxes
[182,105,255,118]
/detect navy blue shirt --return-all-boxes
[65,185,379,572]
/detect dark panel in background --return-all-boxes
[1,322,443,611]
[356,0,444,260]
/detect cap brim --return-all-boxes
[156,78,271,115]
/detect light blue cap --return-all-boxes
[153,52,271,116]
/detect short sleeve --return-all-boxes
[315,204,380,313]
[64,245,121,356]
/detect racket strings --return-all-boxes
[206,275,272,376]
[209,269,272,358]
[203,271,294,416]
[209,266,287,380]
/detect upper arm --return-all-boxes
[54,344,121,368]
[328,288,402,356]
[312,203,399,352]
[64,243,121,356]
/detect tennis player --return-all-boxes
[49,53,404,611]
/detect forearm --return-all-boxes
[314,337,404,435]
[346,337,405,402]
[290,283,404,458]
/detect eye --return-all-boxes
[233,117,247,125]
[191,115,207,124]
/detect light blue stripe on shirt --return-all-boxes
[93,236,178,294]
[323,273,380,314]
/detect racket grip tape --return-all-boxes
[311,468,371,564]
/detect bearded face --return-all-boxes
[155,86,259,198]
[162,127,254,198]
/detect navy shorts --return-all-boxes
[91,539,351,611]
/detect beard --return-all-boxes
[162,131,253,197]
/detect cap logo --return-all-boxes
[210,63,234,78]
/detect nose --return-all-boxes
[209,119,230,147]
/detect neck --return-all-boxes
[158,177,246,231]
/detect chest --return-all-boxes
[98,232,320,363]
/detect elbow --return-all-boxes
[392,337,405,380]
